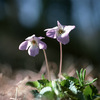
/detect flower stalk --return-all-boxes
[58,42,65,79]
[58,42,62,77]
[43,49,51,80]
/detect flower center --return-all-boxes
[31,40,37,45]
[58,29,65,34]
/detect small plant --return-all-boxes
[19,34,50,80]
[19,21,100,100]
[45,21,75,79]
[26,69,99,100]
[76,68,97,87]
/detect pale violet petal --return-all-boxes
[38,41,47,49]
[38,36,45,40]
[46,29,56,39]
[19,41,29,50]
[25,34,35,40]
[28,46,39,57]
[62,26,75,38]
[44,26,58,31]
[57,35,69,45]
[57,21,63,29]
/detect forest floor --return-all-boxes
[0,59,100,100]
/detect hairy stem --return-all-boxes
[43,49,51,80]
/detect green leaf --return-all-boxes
[60,79,79,99]
[83,85,98,100]
[76,69,86,86]
[41,74,45,79]
[26,81,42,89]
[83,85,92,98]
[60,80,70,87]
[69,81,78,94]
[76,70,81,85]
[40,87,55,100]
[76,70,80,79]
[46,81,52,87]
[86,78,97,85]
[83,69,86,81]
[80,68,83,80]
[40,87,52,95]
[52,80,60,96]
[65,76,79,85]
[38,79,49,86]
[42,91,55,100]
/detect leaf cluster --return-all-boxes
[26,69,100,100]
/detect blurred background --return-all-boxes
[0,0,100,74]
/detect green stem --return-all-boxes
[43,49,51,80]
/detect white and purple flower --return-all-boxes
[45,21,75,45]
[19,34,47,57]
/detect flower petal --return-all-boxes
[38,41,47,49]
[25,34,35,41]
[38,37,45,40]
[19,41,28,50]
[44,26,57,31]
[62,25,75,37]
[57,35,69,45]
[57,21,63,29]
[28,46,39,57]
[46,29,56,39]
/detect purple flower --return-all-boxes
[45,21,75,45]
[19,34,47,57]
